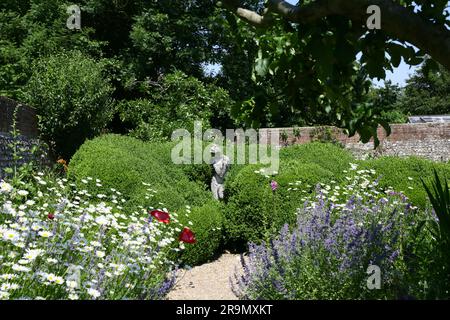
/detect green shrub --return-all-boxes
[233,185,421,300]
[222,142,352,247]
[275,161,336,222]
[178,201,224,266]
[117,71,234,142]
[68,134,210,211]
[224,164,270,247]
[21,51,114,159]
[279,142,354,178]
[180,163,212,190]
[220,143,268,189]
[134,138,213,190]
[224,161,335,248]
[360,156,450,208]
[420,170,450,298]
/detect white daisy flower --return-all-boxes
[87,288,101,298]
[3,230,19,242]
[17,190,29,196]
[68,293,79,300]
[38,230,53,238]
[24,249,43,261]
[0,181,13,194]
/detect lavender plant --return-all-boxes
[232,183,419,300]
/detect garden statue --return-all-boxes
[210,144,230,200]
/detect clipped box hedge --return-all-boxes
[177,200,225,266]
[223,142,351,248]
[68,134,211,211]
[360,156,450,208]
[69,134,226,265]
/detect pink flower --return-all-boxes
[270,180,278,192]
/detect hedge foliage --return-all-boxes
[223,144,341,248]
[68,134,210,211]
[178,201,224,266]
[279,142,353,178]
[360,156,450,208]
[21,51,115,159]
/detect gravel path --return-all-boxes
[167,253,243,300]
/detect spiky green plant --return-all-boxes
[422,169,450,244]
[421,169,450,298]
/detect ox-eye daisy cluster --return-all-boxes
[0,174,192,300]
[287,163,418,213]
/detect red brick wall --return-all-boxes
[0,97,45,177]
[259,123,450,162]
[260,123,449,143]
[0,96,39,138]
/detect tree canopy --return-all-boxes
[0,0,449,154]
[219,0,450,144]
[401,61,450,115]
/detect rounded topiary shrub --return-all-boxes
[224,164,270,248]
[279,142,354,179]
[224,161,335,249]
[178,201,224,266]
[360,156,450,208]
[180,163,212,190]
[276,161,336,205]
[136,139,213,190]
[68,134,210,211]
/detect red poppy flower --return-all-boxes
[179,227,196,244]
[47,213,55,220]
[149,210,170,224]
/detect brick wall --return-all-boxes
[0,133,50,177]
[0,97,49,178]
[0,96,39,138]
[259,123,450,162]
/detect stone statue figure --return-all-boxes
[210,144,230,200]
